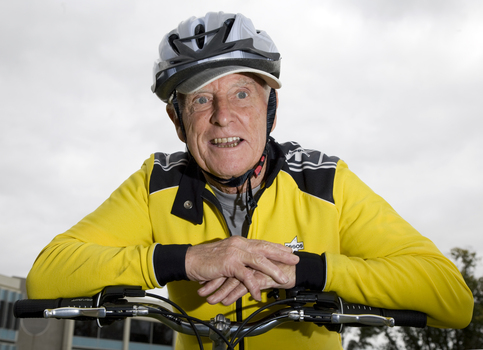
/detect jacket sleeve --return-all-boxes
[324,160,473,329]
[26,156,185,299]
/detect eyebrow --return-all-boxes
[193,78,259,95]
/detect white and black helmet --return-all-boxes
[151,12,282,102]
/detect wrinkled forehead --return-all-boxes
[185,72,268,95]
[175,72,269,106]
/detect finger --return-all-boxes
[232,266,262,301]
[221,283,249,306]
[240,253,289,286]
[198,277,226,297]
[243,240,299,265]
[206,278,242,305]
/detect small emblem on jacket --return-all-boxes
[285,236,304,252]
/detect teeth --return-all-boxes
[212,137,241,148]
[213,137,240,144]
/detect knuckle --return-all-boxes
[253,254,266,266]
[229,236,244,246]
[244,268,256,280]
[257,240,275,252]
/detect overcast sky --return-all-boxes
[1,0,482,281]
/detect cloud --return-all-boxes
[1,0,482,278]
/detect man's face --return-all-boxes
[173,73,272,180]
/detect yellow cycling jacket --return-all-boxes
[27,140,473,349]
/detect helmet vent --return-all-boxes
[222,18,235,43]
[168,34,180,54]
[194,24,206,49]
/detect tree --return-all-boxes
[342,247,482,350]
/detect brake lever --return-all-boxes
[331,313,395,327]
[44,307,107,319]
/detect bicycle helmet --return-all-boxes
[151,12,282,102]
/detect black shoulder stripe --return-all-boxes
[279,141,339,204]
[149,152,189,195]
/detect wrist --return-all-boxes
[294,252,327,290]
[153,244,192,286]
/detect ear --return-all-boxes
[166,104,186,143]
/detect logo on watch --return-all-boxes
[285,236,304,252]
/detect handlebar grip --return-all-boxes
[380,309,427,328]
[14,297,96,319]
[341,301,427,328]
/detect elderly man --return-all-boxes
[27,11,473,349]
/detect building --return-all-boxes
[0,274,23,350]
[1,274,173,350]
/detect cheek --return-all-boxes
[184,122,207,153]
[251,113,268,142]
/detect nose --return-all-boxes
[211,97,235,127]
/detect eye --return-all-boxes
[188,94,212,112]
[236,91,248,99]
[195,96,209,104]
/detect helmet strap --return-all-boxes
[266,88,277,140]
[203,147,267,226]
[171,91,187,141]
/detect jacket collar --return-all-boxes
[170,155,206,224]
[171,139,285,225]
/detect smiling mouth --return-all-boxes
[211,137,242,148]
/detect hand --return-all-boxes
[185,236,299,301]
[198,261,296,305]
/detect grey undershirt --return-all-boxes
[210,184,261,236]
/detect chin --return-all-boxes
[207,160,252,178]
[213,167,250,179]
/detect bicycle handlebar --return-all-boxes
[14,297,98,319]
[14,286,427,350]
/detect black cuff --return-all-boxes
[153,244,191,286]
[294,252,327,290]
